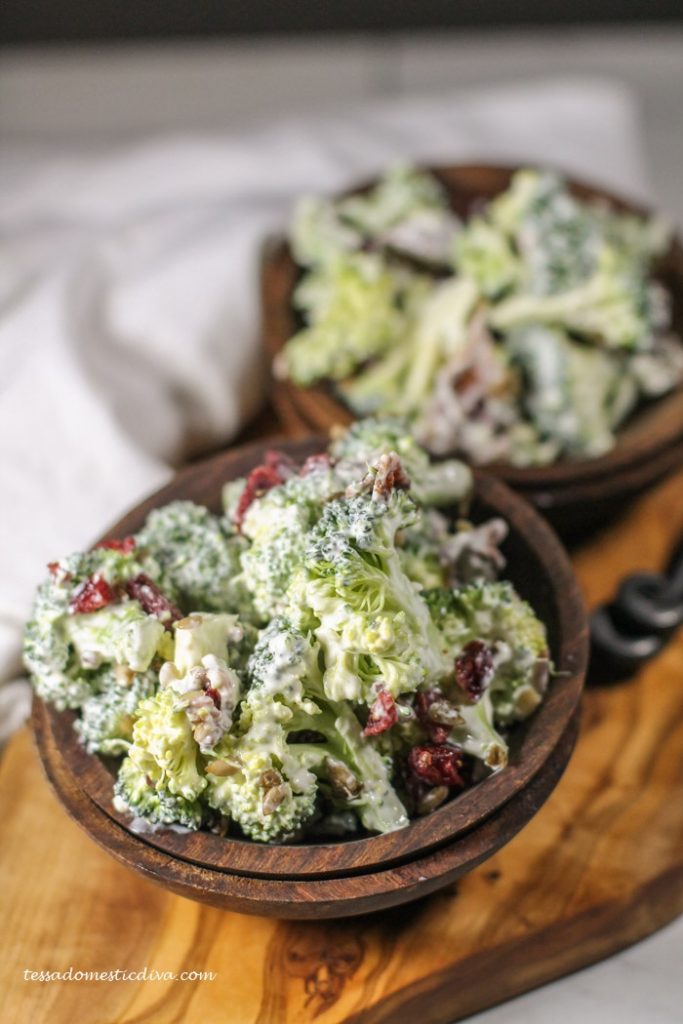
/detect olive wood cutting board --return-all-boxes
[2,460,683,1024]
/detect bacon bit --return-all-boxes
[455,640,494,701]
[300,452,332,476]
[69,575,115,614]
[47,561,60,577]
[363,690,398,737]
[454,366,479,396]
[96,536,136,554]
[233,451,294,529]
[408,744,467,788]
[125,574,182,629]
[415,690,451,744]
[371,452,411,501]
[205,686,222,709]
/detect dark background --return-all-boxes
[3,0,683,46]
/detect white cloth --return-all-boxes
[0,77,652,740]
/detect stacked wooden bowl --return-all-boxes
[33,437,588,919]
[262,166,683,538]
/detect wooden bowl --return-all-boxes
[262,165,683,538]
[32,436,588,918]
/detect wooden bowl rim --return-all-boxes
[33,435,588,881]
[32,696,579,919]
[261,162,683,489]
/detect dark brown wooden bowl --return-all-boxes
[262,165,683,538]
[32,436,588,917]
[33,698,579,918]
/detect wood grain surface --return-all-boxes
[2,467,683,1023]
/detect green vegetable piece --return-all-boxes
[114,686,207,829]
[172,612,242,675]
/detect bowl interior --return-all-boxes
[38,436,588,880]
[262,164,683,488]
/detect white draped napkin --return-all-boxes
[0,77,652,740]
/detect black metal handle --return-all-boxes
[589,535,683,684]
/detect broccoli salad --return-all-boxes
[25,419,551,843]
[275,166,683,466]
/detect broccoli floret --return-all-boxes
[425,581,549,724]
[337,275,482,423]
[291,487,450,704]
[23,577,84,710]
[339,165,451,238]
[205,738,319,843]
[75,665,157,755]
[137,501,257,621]
[291,165,454,272]
[64,602,171,673]
[330,417,472,507]
[597,207,670,264]
[506,325,634,459]
[161,612,244,754]
[23,546,159,710]
[453,216,521,298]
[114,684,208,827]
[490,244,656,349]
[399,277,481,415]
[204,623,322,842]
[337,336,416,416]
[250,621,408,833]
[454,169,669,357]
[114,756,204,830]
[171,612,243,674]
[221,478,247,526]
[448,691,509,770]
[277,252,411,387]
[290,195,363,268]
[426,581,547,656]
[130,686,208,799]
[225,621,259,678]
[207,621,409,840]
[341,166,458,267]
[398,534,446,591]
[114,686,207,829]
[493,170,600,296]
[238,466,342,620]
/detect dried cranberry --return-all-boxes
[264,449,296,477]
[205,686,222,709]
[96,536,136,554]
[363,690,398,737]
[69,575,115,614]
[125,574,182,629]
[300,452,332,476]
[233,452,294,529]
[408,744,466,788]
[455,640,494,701]
[415,690,451,744]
